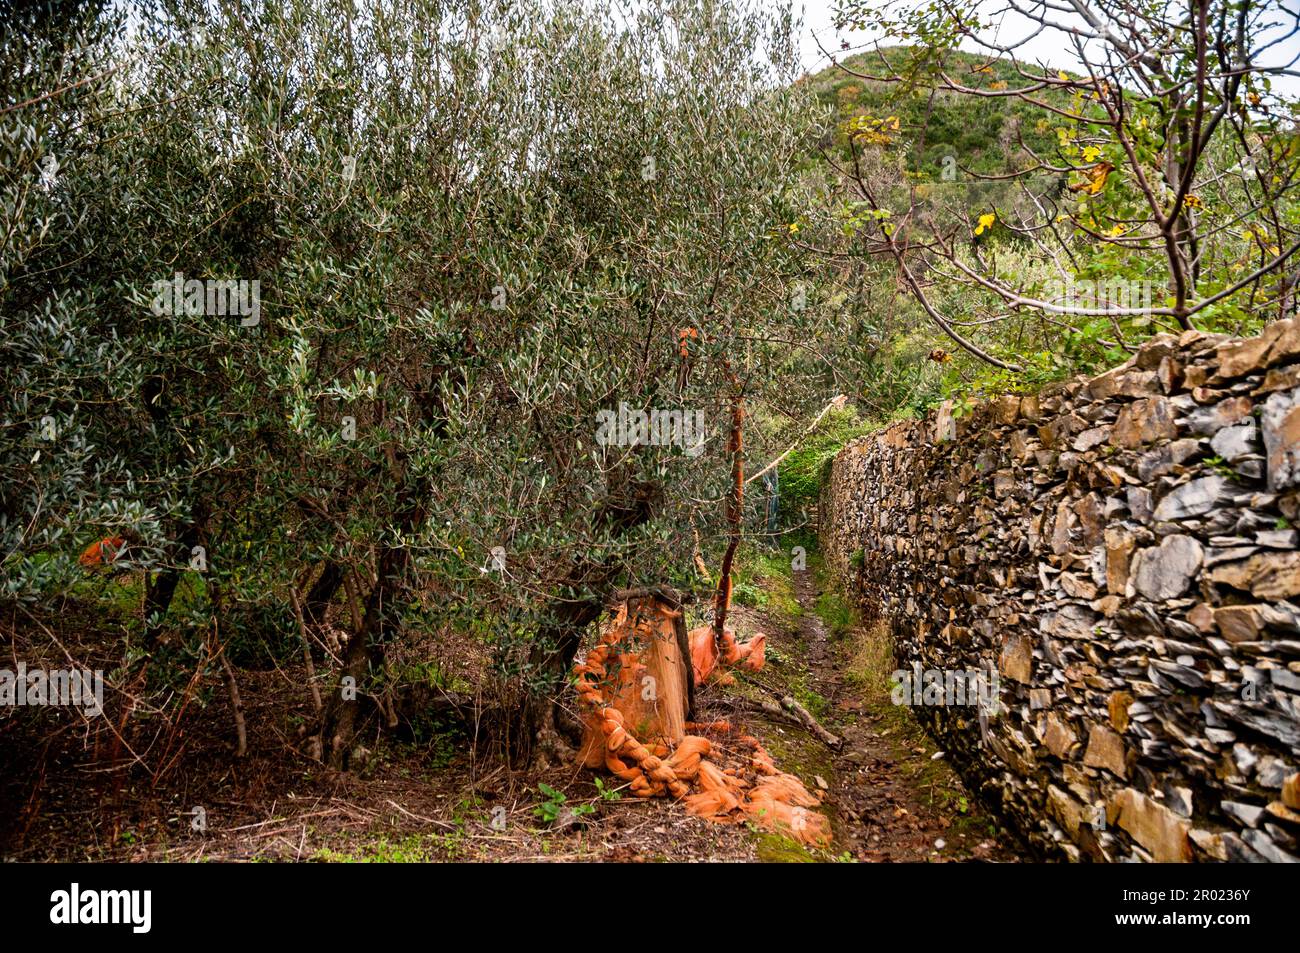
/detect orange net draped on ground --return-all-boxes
[572,593,830,847]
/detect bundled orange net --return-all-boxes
[688,621,765,686]
[573,591,830,847]
[79,536,125,568]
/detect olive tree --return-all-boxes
[823,0,1300,383]
[3,0,831,769]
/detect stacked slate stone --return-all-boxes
[820,320,1300,862]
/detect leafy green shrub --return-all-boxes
[777,407,874,522]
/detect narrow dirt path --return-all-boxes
[725,559,1019,862]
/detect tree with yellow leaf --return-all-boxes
[1068,162,1115,195]
[826,0,1300,355]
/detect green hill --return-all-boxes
[802,46,1065,185]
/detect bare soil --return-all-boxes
[0,558,1020,863]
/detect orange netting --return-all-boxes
[79,536,125,567]
[688,620,765,686]
[573,593,830,847]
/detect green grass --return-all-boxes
[312,831,464,863]
[813,585,858,641]
[790,677,830,721]
[727,543,802,626]
[775,407,875,521]
[751,826,818,863]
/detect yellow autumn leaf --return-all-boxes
[1082,145,1102,162]
[1068,162,1115,195]
[975,212,996,236]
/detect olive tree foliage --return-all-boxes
[1,0,168,602]
[820,0,1300,392]
[3,0,828,765]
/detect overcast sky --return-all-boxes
[794,0,1300,99]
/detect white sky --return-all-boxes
[794,0,1300,100]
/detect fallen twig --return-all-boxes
[385,799,457,829]
[707,694,842,750]
[779,694,842,750]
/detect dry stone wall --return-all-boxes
[820,321,1300,862]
